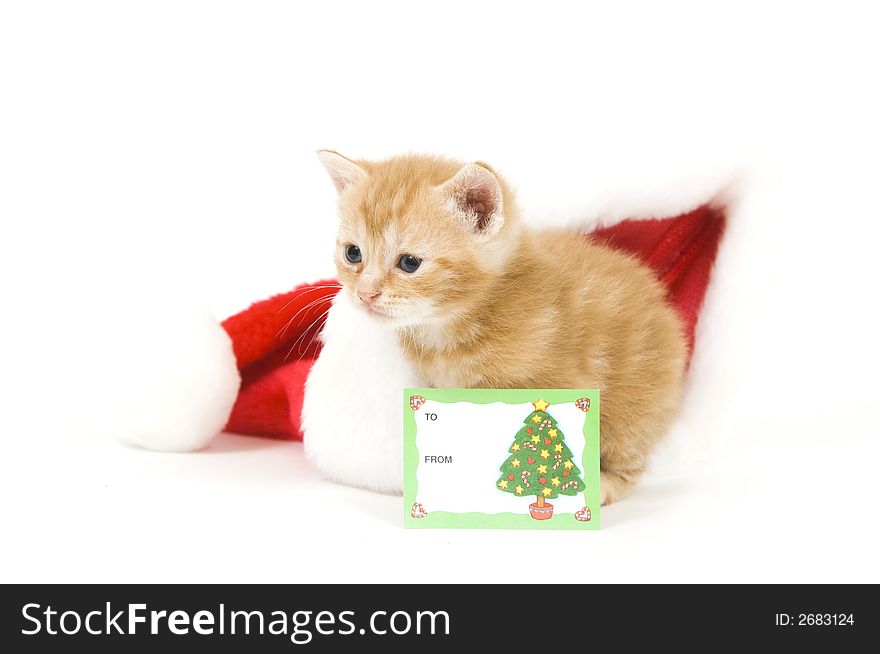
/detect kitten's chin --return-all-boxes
[356,302,405,326]
[345,293,434,328]
[362,305,393,321]
[366,306,434,330]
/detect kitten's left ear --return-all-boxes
[439,162,504,236]
[317,149,368,193]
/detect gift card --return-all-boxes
[404,389,600,529]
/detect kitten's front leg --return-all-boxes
[597,410,654,505]
[599,470,638,505]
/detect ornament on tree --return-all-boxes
[496,400,586,520]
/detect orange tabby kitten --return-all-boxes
[318,151,687,504]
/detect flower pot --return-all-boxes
[529,501,554,520]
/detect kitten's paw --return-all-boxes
[599,471,635,505]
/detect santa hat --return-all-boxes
[225,203,725,440]
[118,194,727,494]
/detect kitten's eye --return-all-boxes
[344,244,362,264]
[398,254,422,273]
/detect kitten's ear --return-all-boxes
[439,163,504,236]
[317,149,368,193]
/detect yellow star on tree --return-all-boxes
[531,435,541,444]
[547,428,558,438]
[511,458,521,468]
[540,449,550,459]
[511,443,520,452]
[537,464,548,474]
[498,479,509,489]
[542,487,553,497]
[554,443,563,453]
[515,485,524,495]
[551,477,561,487]
[531,415,542,424]
[564,459,574,470]
[532,398,550,413]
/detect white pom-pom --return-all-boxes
[99,291,240,453]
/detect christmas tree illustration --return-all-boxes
[497,398,585,520]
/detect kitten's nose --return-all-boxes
[357,289,381,305]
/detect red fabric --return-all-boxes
[589,204,726,355]
[222,204,725,440]
[222,282,338,438]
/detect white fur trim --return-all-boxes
[302,292,420,494]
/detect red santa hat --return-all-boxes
[223,203,725,439]
[117,184,727,495]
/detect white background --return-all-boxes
[414,401,588,515]
[1,1,879,583]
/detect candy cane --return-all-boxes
[521,441,537,451]
[539,419,551,431]
[521,471,531,489]
[560,480,578,492]
[551,454,562,471]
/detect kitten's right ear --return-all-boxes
[316,150,368,193]
[439,163,504,237]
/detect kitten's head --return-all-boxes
[318,151,519,327]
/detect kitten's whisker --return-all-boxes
[275,285,342,316]
[275,288,341,339]
[296,310,330,358]
[286,307,332,361]
[299,310,333,357]
[276,295,336,340]
[283,309,328,364]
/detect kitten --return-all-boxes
[318,151,686,504]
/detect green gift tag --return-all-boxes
[404,388,600,529]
